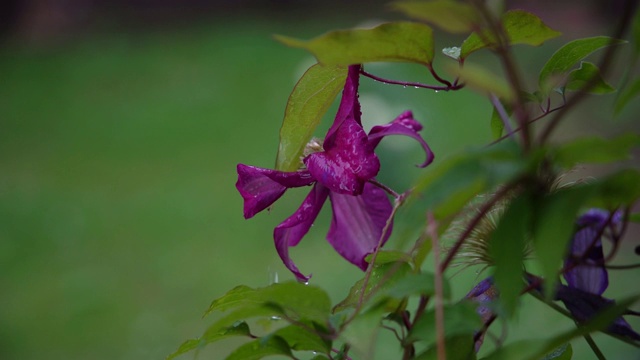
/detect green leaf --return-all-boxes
[275,64,347,171]
[541,343,572,360]
[531,186,596,299]
[415,335,477,360]
[407,301,483,344]
[590,169,640,209]
[408,140,524,220]
[632,5,640,54]
[630,212,640,223]
[483,295,640,360]
[226,334,294,360]
[448,62,514,100]
[490,98,512,140]
[564,62,615,94]
[614,78,640,115]
[553,133,640,168]
[380,272,451,300]
[364,250,412,266]
[273,323,331,353]
[489,192,531,317]
[333,262,412,313]
[392,0,480,33]
[275,22,435,66]
[338,303,386,358]
[203,282,331,335]
[461,10,561,58]
[538,36,626,91]
[166,322,253,360]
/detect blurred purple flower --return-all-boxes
[555,285,640,341]
[236,65,434,281]
[564,209,622,295]
[465,277,498,351]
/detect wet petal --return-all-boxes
[236,164,315,219]
[555,285,640,341]
[326,182,393,270]
[274,184,330,282]
[324,65,362,149]
[305,117,380,195]
[367,110,434,167]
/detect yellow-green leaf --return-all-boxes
[392,0,480,34]
[275,21,435,66]
[275,64,347,171]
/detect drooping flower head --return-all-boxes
[564,209,622,295]
[236,65,434,281]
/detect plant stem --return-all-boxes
[584,334,607,360]
[428,212,447,360]
[360,68,464,91]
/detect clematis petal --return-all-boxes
[564,209,621,295]
[236,164,315,219]
[324,65,362,149]
[305,117,380,195]
[555,285,640,341]
[564,226,608,295]
[274,184,330,282]
[326,182,393,270]
[465,277,499,352]
[367,110,434,168]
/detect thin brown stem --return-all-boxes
[360,68,464,91]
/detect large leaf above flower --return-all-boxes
[275,22,435,66]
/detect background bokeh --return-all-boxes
[1,1,639,359]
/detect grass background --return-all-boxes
[1,5,639,360]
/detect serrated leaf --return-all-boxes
[448,62,513,100]
[461,10,561,58]
[275,22,435,66]
[553,134,640,168]
[407,301,483,344]
[564,61,615,94]
[489,192,531,317]
[333,262,412,313]
[275,64,347,171]
[226,334,294,360]
[274,323,331,353]
[614,78,640,115]
[541,343,572,360]
[532,186,596,299]
[538,36,626,91]
[392,0,480,33]
[415,335,477,360]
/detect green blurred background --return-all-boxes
[1,1,639,359]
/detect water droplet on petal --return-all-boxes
[304,281,309,285]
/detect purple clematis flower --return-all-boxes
[465,277,499,352]
[564,209,622,295]
[236,65,434,281]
